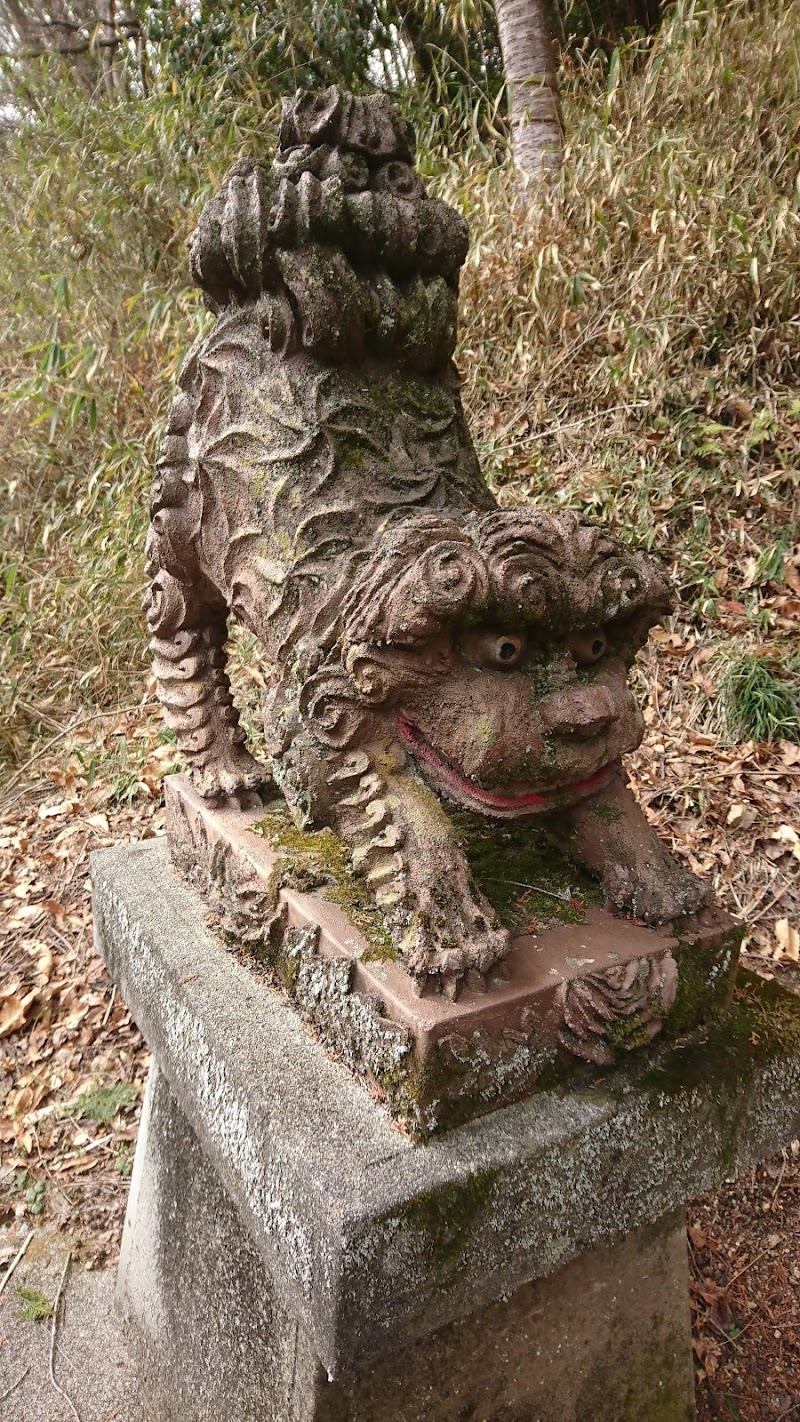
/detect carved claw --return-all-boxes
[441,973,462,1002]
[402,901,510,987]
[465,968,488,994]
[190,749,273,805]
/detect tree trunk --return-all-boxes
[96,0,125,95]
[494,0,563,182]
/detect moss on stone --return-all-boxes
[378,1167,501,1268]
[253,808,395,958]
[454,812,603,931]
[589,801,625,825]
[642,969,800,1102]
[662,923,741,1039]
[575,970,800,1175]
[606,1013,656,1053]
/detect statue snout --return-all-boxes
[539,684,616,742]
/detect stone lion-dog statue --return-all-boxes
[145,87,708,997]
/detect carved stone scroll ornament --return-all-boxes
[147,86,711,998]
[555,952,679,1066]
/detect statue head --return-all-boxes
[298,509,673,816]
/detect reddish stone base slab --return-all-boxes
[164,774,740,1137]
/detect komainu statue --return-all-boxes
[146,88,709,996]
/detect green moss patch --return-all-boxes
[589,801,625,825]
[663,924,741,1039]
[378,1167,500,1269]
[454,811,603,931]
[642,970,800,1099]
[253,807,394,958]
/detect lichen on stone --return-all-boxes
[276,924,414,1090]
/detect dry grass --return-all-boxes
[0,84,278,769]
[450,0,799,606]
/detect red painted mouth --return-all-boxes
[396,713,615,811]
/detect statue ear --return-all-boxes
[298,666,366,749]
[343,645,394,704]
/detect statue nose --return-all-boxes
[539,685,616,741]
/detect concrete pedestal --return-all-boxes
[122,1064,693,1422]
[93,839,800,1422]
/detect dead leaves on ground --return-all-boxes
[692,1147,800,1421]
[0,709,171,1262]
[628,620,800,980]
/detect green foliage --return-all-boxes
[115,1143,135,1177]
[68,1081,139,1124]
[15,1286,54,1322]
[720,651,800,744]
[551,0,663,47]
[146,0,379,96]
[25,1180,47,1215]
[0,72,275,770]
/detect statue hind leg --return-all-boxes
[146,565,270,803]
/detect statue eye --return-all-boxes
[568,630,608,666]
[496,636,523,665]
[461,629,526,669]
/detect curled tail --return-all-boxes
[187,86,469,371]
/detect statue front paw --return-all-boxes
[399,876,511,999]
[602,852,711,927]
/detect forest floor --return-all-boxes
[1,682,799,1420]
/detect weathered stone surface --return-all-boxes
[0,1230,143,1422]
[120,1063,694,1422]
[145,85,710,997]
[165,771,739,1136]
[93,838,800,1378]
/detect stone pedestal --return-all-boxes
[164,774,740,1138]
[122,1065,693,1422]
[92,839,800,1422]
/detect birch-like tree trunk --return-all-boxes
[494,0,563,182]
[96,0,126,95]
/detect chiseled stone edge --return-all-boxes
[91,839,400,1372]
[92,837,800,1375]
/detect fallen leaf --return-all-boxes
[0,989,38,1039]
[771,825,800,862]
[774,919,800,962]
[37,800,77,820]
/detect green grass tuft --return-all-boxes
[67,1081,139,1125]
[720,651,800,744]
